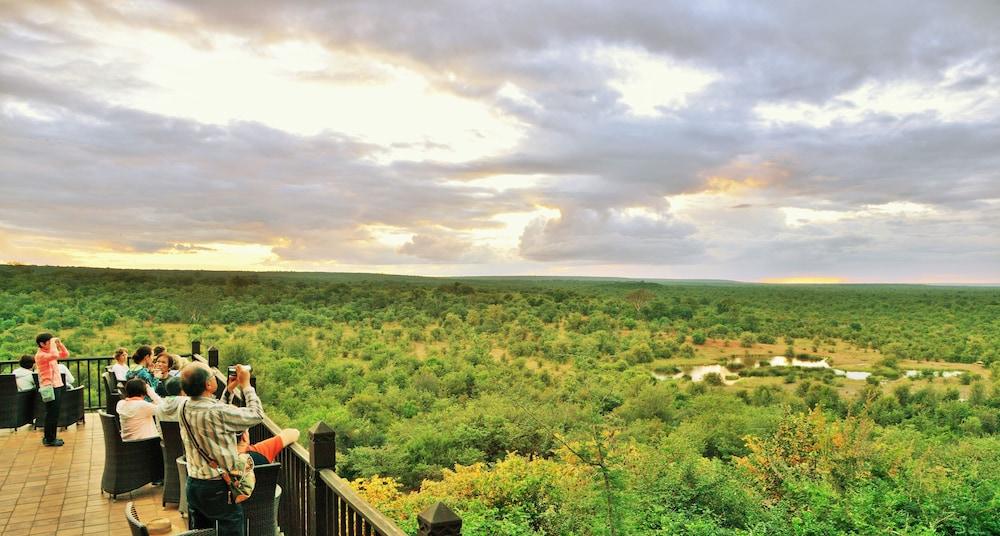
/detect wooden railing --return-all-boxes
[1,356,114,411]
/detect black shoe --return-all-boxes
[42,439,65,447]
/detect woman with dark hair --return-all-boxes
[126,345,160,399]
[35,332,70,447]
[116,378,161,441]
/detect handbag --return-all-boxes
[180,400,256,503]
[39,385,55,403]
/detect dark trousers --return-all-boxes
[188,477,245,536]
[43,386,64,442]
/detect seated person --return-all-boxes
[116,378,161,441]
[109,347,130,382]
[13,354,35,391]
[155,377,183,433]
[237,428,301,466]
[58,363,75,388]
[126,345,159,400]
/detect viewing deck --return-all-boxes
[0,413,185,535]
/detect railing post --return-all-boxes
[309,422,336,536]
[418,502,462,536]
[191,340,201,356]
[207,346,219,368]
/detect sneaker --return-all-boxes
[42,439,65,447]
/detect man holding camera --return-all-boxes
[160,362,262,535]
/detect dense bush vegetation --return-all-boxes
[1,265,998,534]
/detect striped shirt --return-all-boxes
[161,387,264,480]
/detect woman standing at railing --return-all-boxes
[35,332,70,447]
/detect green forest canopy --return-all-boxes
[1,265,999,535]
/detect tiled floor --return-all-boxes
[0,414,186,535]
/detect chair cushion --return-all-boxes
[146,517,172,534]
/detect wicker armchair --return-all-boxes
[99,411,164,499]
[126,501,216,536]
[0,375,35,431]
[33,382,85,429]
[103,371,123,415]
[243,462,282,536]
[159,420,185,506]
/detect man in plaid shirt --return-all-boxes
[160,362,262,535]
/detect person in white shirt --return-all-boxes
[109,347,129,382]
[13,354,35,391]
[116,378,161,441]
[57,363,75,388]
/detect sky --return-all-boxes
[1,1,998,283]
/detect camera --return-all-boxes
[228,365,252,377]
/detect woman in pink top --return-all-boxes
[35,332,70,447]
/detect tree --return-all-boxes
[624,289,654,313]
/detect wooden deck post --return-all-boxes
[191,340,201,356]
[309,421,336,536]
[418,502,462,536]
[207,346,219,368]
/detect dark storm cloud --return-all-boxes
[1,0,999,278]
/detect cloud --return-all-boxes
[0,1,998,280]
[519,206,702,264]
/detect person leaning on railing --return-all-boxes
[158,362,263,536]
[35,332,69,447]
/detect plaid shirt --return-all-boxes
[160,387,264,480]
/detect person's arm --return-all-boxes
[145,384,162,405]
[54,338,69,359]
[156,396,181,421]
[219,366,263,432]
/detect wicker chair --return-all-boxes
[243,462,282,536]
[159,420,185,506]
[103,371,123,415]
[32,375,85,429]
[99,411,164,499]
[126,501,215,536]
[0,374,35,431]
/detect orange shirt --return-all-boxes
[35,345,69,388]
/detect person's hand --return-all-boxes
[236,364,251,389]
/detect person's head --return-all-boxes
[132,345,152,366]
[180,362,215,398]
[155,353,176,370]
[163,377,182,397]
[153,345,166,356]
[124,378,147,399]
[113,347,129,364]
[19,354,35,370]
[36,333,53,349]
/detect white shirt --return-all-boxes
[13,368,34,391]
[110,363,129,382]
[116,398,161,441]
[58,364,75,387]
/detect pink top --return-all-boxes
[35,344,69,388]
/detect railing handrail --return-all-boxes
[318,469,408,536]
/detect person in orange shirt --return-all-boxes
[35,332,70,447]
